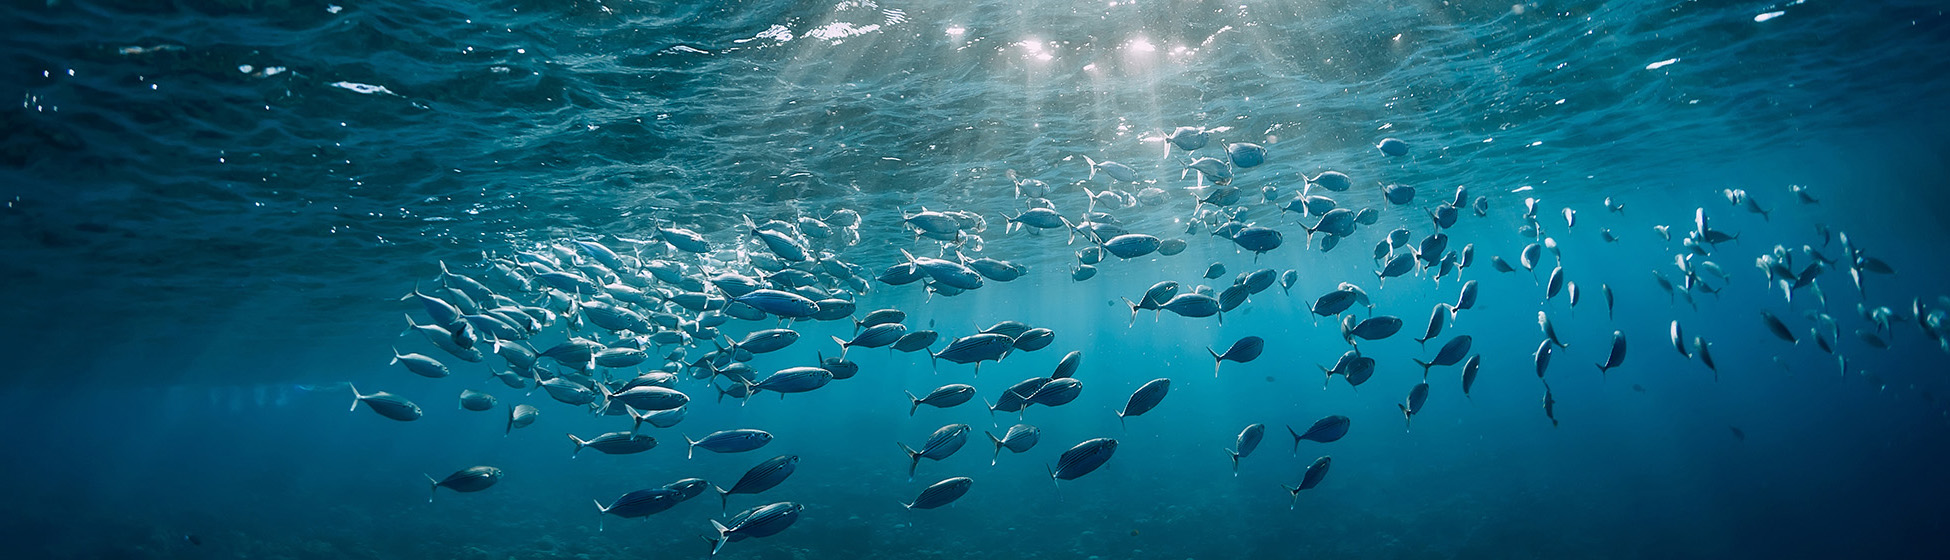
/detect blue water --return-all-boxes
[5,0,1950,558]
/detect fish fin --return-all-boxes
[717,486,730,514]
[426,474,439,503]
[1228,450,1241,476]
[708,520,731,556]
[906,391,922,416]
[1412,359,1432,377]
[685,434,699,459]
[348,383,364,412]
[567,433,587,457]
[1083,155,1099,182]
[1283,485,1301,509]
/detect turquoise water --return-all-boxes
[4,0,1950,558]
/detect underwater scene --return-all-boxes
[4,0,1950,558]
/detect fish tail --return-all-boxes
[348,383,364,412]
[906,391,921,416]
[685,435,699,459]
[567,433,589,458]
[988,432,1004,464]
[1208,348,1223,378]
[1287,425,1303,455]
[1121,297,1139,327]
[1083,155,1099,182]
[708,520,731,556]
[426,474,439,503]
[716,486,730,514]
[1117,411,1127,430]
[831,336,851,361]
[1228,450,1241,476]
[389,348,402,365]
[1413,359,1432,378]
[1284,485,1301,510]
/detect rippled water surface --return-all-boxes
[4,0,1950,558]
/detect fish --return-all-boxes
[1375,254,1415,285]
[1231,226,1284,257]
[1520,243,1541,271]
[891,330,940,353]
[1760,310,1797,344]
[350,384,422,422]
[1209,336,1266,377]
[731,289,820,318]
[1696,337,1718,380]
[391,348,450,378]
[1579,330,1624,378]
[1543,381,1560,427]
[458,389,497,411]
[1288,415,1352,452]
[594,488,682,527]
[1205,262,1227,279]
[686,429,774,459]
[899,424,972,480]
[1117,378,1172,427]
[1227,423,1266,475]
[987,424,1042,464]
[1381,183,1415,205]
[749,367,834,396]
[1534,339,1554,378]
[1545,266,1565,301]
[1309,170,1353,192]
[1671,321,1692,359]
[567,432,657,457]
[1414,304,1453,347]
[1400,382,1431,430]
[1343,316,1404,344]
[1460,355,1481,399]
[833,323,908,359]
[905,476,974,510]
[905,384,977,416]
[1455,280,1480,312]
[1539,311,1568,348]
[426,466,502,503]
[1311,289,1359,323]
[1377,137,1408,156]
[506,403,538,434]
[1491,256,1515,273]
[707,502,803,557]
[931,333,1016,375]
[1023,378,1084,408]
[1281,456,1333,509]
[1601,284,1615,319]
[1083,156,1139,183]
[1013,328,1056,352]
[715,455,799,513]
[1414,335,1473,377]
[1049,438,1118,483]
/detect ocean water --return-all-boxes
[4,0,1950,558]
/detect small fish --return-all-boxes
[1595,331,1627,376]
[986,424,1042,464]
[1460,355,1481,399]
[1695,337,1718,380]
[1399,382,1431,430]
[1760,310,1797,344]
[350,384,422,422]
[1542,381,1560,427]
[715,455,799,513]
[426,466,502,503]
[1227,423,1266,475]
[686,429,774,459]
[1117,378,1172,427]
[905,476,974,510]
[1208,336,1266,377]
[1288,415,1352,452]
[907,384,977,416]
[1280,456,1333,509]
[899,424,972,480]
[1729,426,1746,441]
[1049,438,1118,483]
[1414,335,1473,377]
[1534,339,1554,378]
